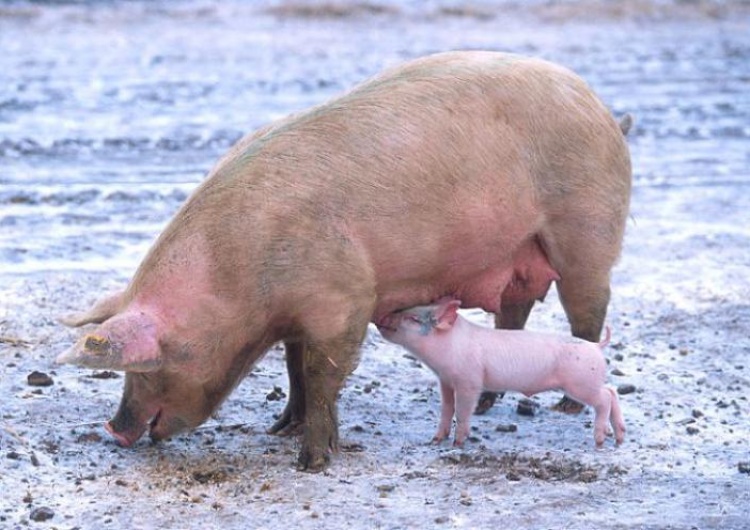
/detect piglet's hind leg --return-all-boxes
[591,387,615,447]
[608,387,626,445]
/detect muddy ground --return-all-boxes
[1,1,749,529]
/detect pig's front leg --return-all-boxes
[297,307,369,472]
[268,340,305,436]
[453,387,482,446]
[433,379,455,443]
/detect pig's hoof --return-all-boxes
[551,395,584,414]
[296,448,330,473]
[267,408,304,436]
[474,391,500,415]
[267,417,304,437]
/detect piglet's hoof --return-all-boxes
[551,395,585,414]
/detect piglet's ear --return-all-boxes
[434,299,461,331]
[57,310,162,372]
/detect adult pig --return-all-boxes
[378,299,626,447]
[57,51,632,471]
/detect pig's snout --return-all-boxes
[148,412,190,442]
[105,411,153,448]
[106,406,189,446]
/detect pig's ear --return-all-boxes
[57,310,163,372]
[434,300,461,331]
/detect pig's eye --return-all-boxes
[405,316,421,324]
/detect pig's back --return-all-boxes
[142,51,627,317]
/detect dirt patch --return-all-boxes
[440,451,627,483]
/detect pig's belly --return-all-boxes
[373,267,512,322]
[372,237,557,322]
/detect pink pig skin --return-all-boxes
[379,299,626,447]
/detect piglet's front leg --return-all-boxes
[433,380,455,443]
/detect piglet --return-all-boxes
[378,299,625,447]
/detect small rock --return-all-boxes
[617,384,636,395]
[686,426,700,435]
[692,409,704,419]
[265,386,286,402]
[611,368,626,376]
[516,398,539,416]
[76,432,103,443]
[27,371,53,387]
[495,424,518,433]
[89,370,120,379]
[29,507,54,522]
[738,462,750,474]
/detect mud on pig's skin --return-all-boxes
[57,50,632,471]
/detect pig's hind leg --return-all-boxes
[476,300,538,415]
[544,229,621,413]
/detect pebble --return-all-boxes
[89,370,120,379]
[29,507,54,522]
[495,424,518,433]
[265,386,286,401]
[27,371,53,387]
[516,398,539,416]
[617,384,636,395]
[738,462,750,474]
